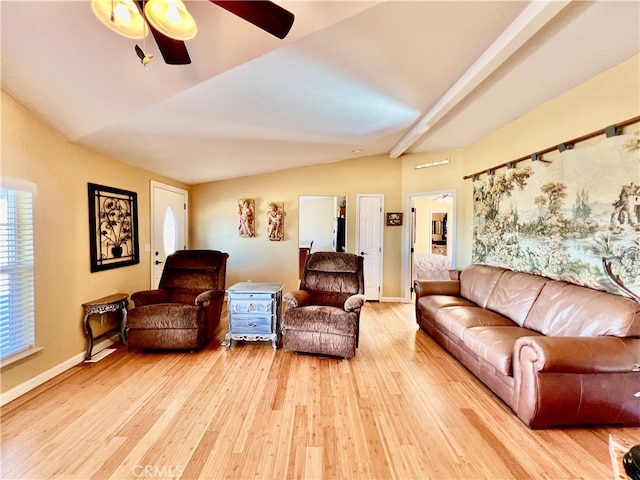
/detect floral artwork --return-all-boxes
[238,198,255,238]
[472,134,640,297]
[267,202,285,241]
[88,183,139,272]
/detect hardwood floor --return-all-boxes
[1,302,637,479]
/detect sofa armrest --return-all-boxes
[130,289,169,307]
[414,280,461,299]
[195,289,225,306]
[513,336,640,428]
[344,294,366,312]
[514,336,639,374]
[283,290,310,309]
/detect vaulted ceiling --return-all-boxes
[2,1,639,184]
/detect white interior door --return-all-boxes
[357,194,383,301]
[151,182,188,289]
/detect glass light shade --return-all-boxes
[144,0,197,41]
[91,0,148,39]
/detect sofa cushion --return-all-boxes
[486,270,549,326]
[463,326,541,376]
[283,305,357,337]
[307,289,357,309]
[301,253,363,307]
[168,288,206,305]
[306,251,360,273]
[460,264,508,308]
[418,295,476,318]
[435,306,516,341]
[127,304,201,329]
[161,270,221,290]
[525,281,640,337]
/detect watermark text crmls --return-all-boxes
[132,464,184,478]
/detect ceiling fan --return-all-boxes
[93,0,295,65]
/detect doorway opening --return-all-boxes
[404,190,456,301]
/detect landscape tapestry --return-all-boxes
[472,133,640,298]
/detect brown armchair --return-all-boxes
[126,250,229,351]
[282,251,365,358]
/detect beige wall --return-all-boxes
[403,53,639,269]
[192,54,639,301]
[191,155,404,297]
[2,52,637,399]
[1,92,188,395]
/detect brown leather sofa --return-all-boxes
[414,263,640,428]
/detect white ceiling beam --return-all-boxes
[389,0,571,159]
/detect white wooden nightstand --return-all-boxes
[225,282,284,349]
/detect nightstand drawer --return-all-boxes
[229,315,273,335]
[229,298,274,315]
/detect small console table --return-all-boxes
[82,293,128,360]
[226,282,284,349]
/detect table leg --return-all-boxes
[120,300,128,347]
[83,312,94,361]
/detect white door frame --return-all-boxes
[403,189,456,301]
[150,181,189,288]
[356,193,384,301]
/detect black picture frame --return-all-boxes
[88,183,139,272]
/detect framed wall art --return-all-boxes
[88,183,139,272]
[386,212,403,226]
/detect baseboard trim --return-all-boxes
[1,336,118,406]
[380,296,409,303]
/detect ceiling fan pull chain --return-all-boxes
[135,1,153,69]
[142,1,146,54]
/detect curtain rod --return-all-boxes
[462,115,640,180]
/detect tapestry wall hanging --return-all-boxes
[88,183,139,272]
[472,133,640,297]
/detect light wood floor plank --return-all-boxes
[1,302,637,479]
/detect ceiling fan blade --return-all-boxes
[136,1,191,65]
[148,26,191,65]
[211,1,295,39]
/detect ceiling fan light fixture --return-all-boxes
[91,0,148,39]
[145,0,197,41]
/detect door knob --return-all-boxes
[155,260,164,265]
[360,251,366,255]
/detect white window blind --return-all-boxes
[0,184,35,360]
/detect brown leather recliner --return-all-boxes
[126,250,228,351]
[282,251,365,358]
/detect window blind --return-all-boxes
[0,186,35,360]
